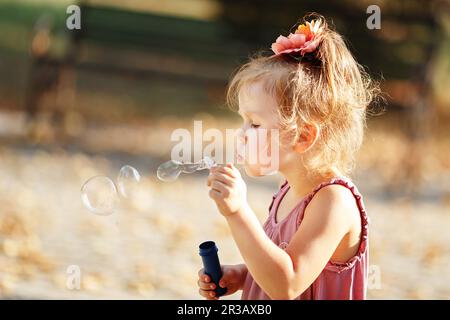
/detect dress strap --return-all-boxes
[296,177,369,250]
[268,180,289,214]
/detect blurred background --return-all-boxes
[0,0,449,299]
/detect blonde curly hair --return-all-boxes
[227,14,378,176]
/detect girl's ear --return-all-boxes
[293,122,320,153]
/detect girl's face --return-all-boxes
[237,81,293,177]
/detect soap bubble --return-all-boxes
[157,159,182,182]
[157,156,216,182]
[81,176,118,215]
[117,165,141,198]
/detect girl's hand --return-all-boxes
[207,163,248,217]
[197,264,247,300]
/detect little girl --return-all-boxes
[197,14,375,300]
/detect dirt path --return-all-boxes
[1,144,449,299]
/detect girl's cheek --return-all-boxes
[239,127,280,161]
[236,141,245,163]
[243,128,259,154]
[235,129,246,162]
[244,128,270,163]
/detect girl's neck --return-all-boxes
[280,165,342,199]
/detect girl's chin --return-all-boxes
[243,167,260,177]
[243,164,278,177]
[241,164,257,177]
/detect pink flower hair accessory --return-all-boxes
[271,19,323,61]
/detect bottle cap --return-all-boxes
[199,241,218,256]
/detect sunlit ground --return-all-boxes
[0,111,449,299]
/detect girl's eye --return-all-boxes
[250,123,260,129]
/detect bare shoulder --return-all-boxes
[304,183,361,232]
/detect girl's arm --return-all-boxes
[208,165,354,299]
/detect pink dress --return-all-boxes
[241,177,369,300]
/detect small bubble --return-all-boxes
[81,176,118,215]
[157,160,182,182]
[117,165,141,198]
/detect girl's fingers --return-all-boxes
[206,173,214,187]
[211,165,236,178]
[197,279,216,290]
[198,288,217,299]
[220,166,237,178]
[209,188,221,200]
[210,180,227,194]
[226,163,241,177]
[208,172,234,187]
[197,269,210,282]
[207,172,231,187]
